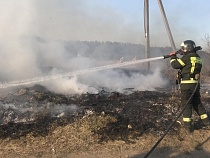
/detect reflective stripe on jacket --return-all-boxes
[170,52,202,84]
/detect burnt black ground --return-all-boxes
[0,83,209,158]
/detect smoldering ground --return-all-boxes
[0,0,170,95]
[0,2,173,135]
[0,2,210,158]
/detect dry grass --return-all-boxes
[0,114,117,157]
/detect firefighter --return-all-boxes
[170,40,210,133]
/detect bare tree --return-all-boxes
[202,33,210,53]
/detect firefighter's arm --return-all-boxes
[170,53,185,69]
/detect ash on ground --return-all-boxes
[0,84,209,141]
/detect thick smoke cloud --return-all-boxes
[0,0,168,95]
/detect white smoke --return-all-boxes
[79,68,168,92]
[0,0,169,95]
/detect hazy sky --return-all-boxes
[1,0,209,48]
[97,0,210,48]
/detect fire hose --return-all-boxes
[144,76,200,157]
[144,48,202,157]
[163,46,202,59]
[163,49,184,59]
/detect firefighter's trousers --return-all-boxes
[180,83,209,127]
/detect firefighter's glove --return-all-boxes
[170,52,176,56]
[170,52,177,59]
[177,49,184,55]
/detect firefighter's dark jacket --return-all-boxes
[170,51,202,83]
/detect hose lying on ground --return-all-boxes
[144,80,199,158]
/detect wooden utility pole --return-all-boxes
[144,0,176,71]
[157,0,176,52]
[144,0,150,71]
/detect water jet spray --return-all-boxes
[0,56,164,89]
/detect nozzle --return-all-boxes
[163,55,171,59]
[163,49,184,59]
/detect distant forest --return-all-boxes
[63,40,173,61]
[34,36,210,70]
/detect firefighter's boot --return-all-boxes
[200,113,210,129]
[202,118,210,130]
[184,121,194,133]
[177,122,193,141]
